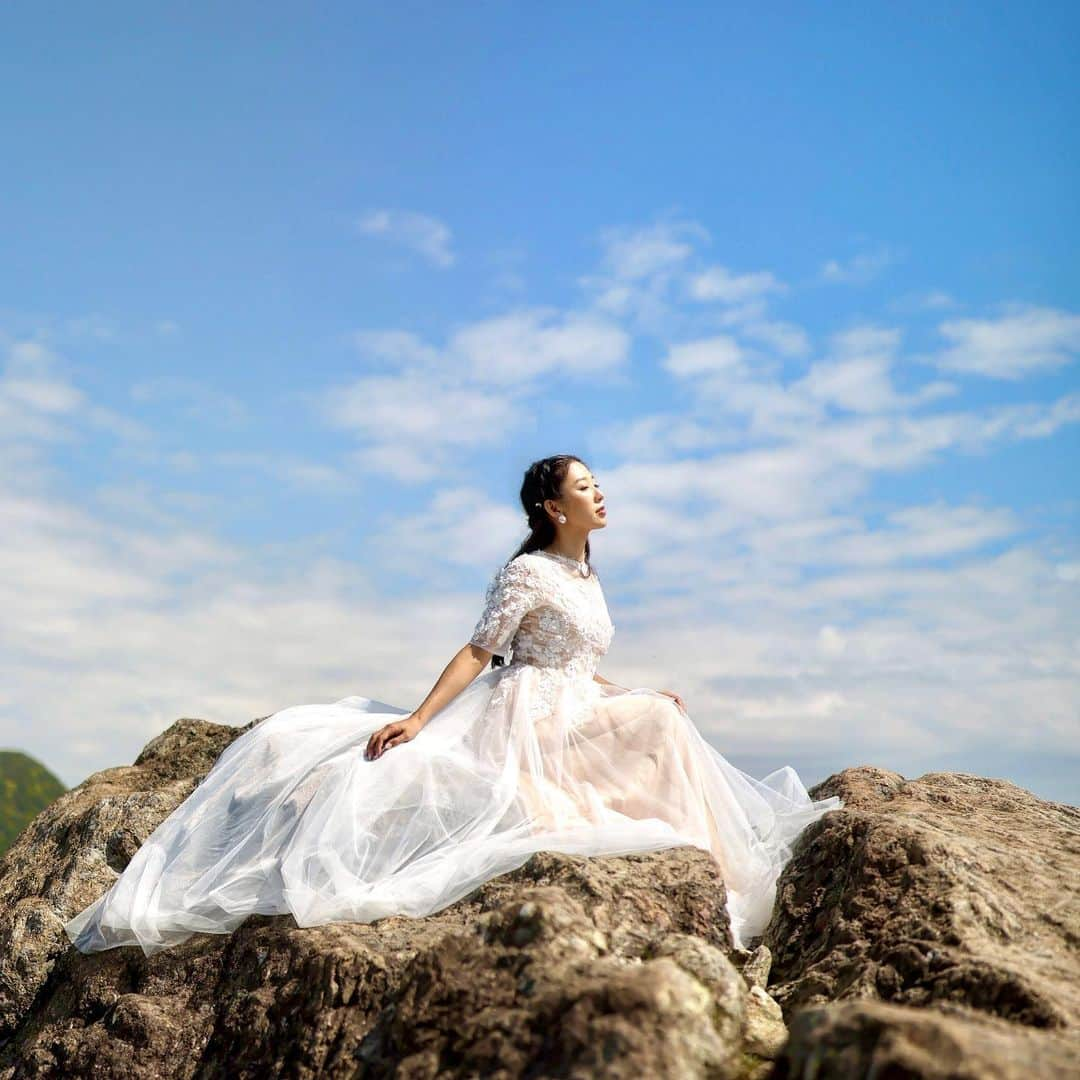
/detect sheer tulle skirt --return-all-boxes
[64,666,842,956]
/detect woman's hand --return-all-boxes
[657,688,688,716]
[364,713,425,761]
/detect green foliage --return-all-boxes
[0,750,66,856]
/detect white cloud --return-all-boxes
[593,219,707,281]
[450,308,630,384]
[685,265,787,306]
[663,335,746,378]
[0,477,475,786]
[658,321,965,433]
[781,502,1020,568]
[208,451,358,494]
[0,338,152,454]
[601,540,1078,758]
[932,304,1080,380]
[739,320,811,357]
[371,485,531,572]
[355,208,456,268]
[578,218,711,334]
[792,326,951,416]
[0,342,84,433]
[318,368,520,482]
[347,309,630,388]
[322,371,517,444]
[579,223,807,351]
[594,413,739,461]
[317,307,629,480]
[799,355,907,414]
[590,390,1080,536]
[1007,391,1080,438]
[351,329,441,368]
[348,442,442,484]
[819,246,898,284]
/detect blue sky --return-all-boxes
[1,3,1077,803]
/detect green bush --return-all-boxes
[0,751,66,856]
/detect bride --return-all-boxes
[64,454,842,956]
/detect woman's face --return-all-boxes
[557,460,606,531]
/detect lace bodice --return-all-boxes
[469,551,615,685]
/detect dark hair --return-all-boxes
[488,454,593,669]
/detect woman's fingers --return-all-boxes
[365,727,384,760]
[369,728,386,759]
[659,688,688,715]
[366,722,404,760]
[660,691,686,717]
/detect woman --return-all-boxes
[64,454,842,956]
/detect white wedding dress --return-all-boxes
[64,549,842,956]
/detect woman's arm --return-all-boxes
[365,643,492,760]
[593,672,687,715]
[413,644,494,726]
[593,672,628,692]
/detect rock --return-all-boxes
[355,897,735,1079]
[764,766,1080,1071]
[0,717,257,1042]
[735,943,773,990]
[743,984,788,1059]
[773,998,1080,1079]
[643,932,746,1049]
[0,720,1077,1077]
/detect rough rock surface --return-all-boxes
[0,719,1076,1078]
[766,769,1079,1029]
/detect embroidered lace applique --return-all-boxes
[470,553,615,726]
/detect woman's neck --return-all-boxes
[543,542,587,562]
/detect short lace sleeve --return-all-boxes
[469,557,542,658]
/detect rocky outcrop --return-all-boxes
[765,767,1080,1077]
[0,717,259,1042]
[0,720,1076,1078]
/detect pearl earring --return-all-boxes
[557,513,567,523]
